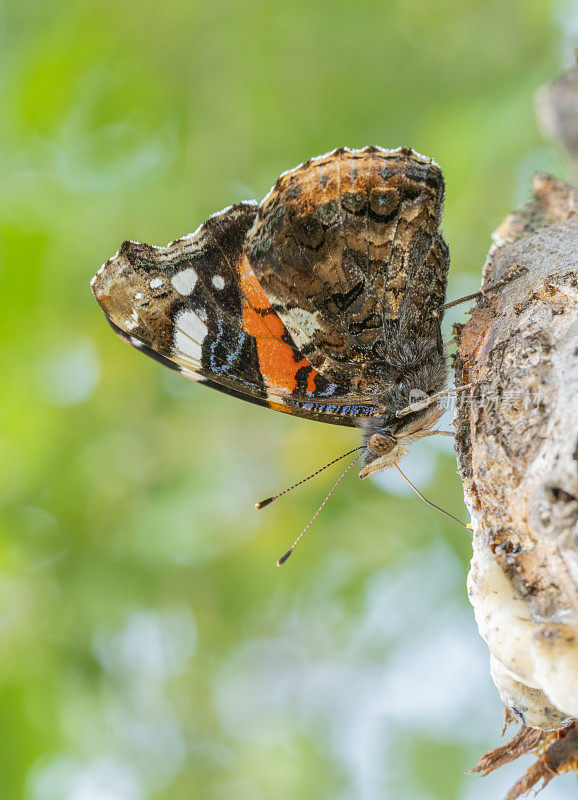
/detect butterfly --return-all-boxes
[92,146,463,558]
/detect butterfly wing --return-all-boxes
[245,146,449,399]
[91,202,377,426]
[92,147,449,426]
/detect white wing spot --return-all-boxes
[173,309,208,362]
[134,292,144,301]
[283,308,321,349]
[212,274,225,290]
[171,267,198,295]
[150,277,163,289]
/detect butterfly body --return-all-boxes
[91,146,449,477]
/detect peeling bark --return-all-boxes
[469,726,549,776]
[470,723,578,800]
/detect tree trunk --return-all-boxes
[455,56,578,796]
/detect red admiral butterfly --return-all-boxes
[92,146,466,560]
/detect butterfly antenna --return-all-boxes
[254,446,363,509]
[276,454,361,566]
[394,463,471,531]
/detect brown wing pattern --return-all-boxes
[245,146,449,398]
[91,147,449,426]
[91,201,376,426]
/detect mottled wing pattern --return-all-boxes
[92,147,449,426]
[91,202,376,426]
[245,146,449,399]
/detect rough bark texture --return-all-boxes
[455,57,578,796]
[456,174,578,728]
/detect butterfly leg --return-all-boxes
[436,264,528,314]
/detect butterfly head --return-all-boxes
[358,402,445,479]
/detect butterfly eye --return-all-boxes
[368,433,397,455]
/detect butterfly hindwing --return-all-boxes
[245,147,449,398]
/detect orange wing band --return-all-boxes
[237,256,318,394]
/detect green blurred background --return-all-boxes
[1,1,577,798]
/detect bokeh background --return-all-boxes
[2,1,578,798]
